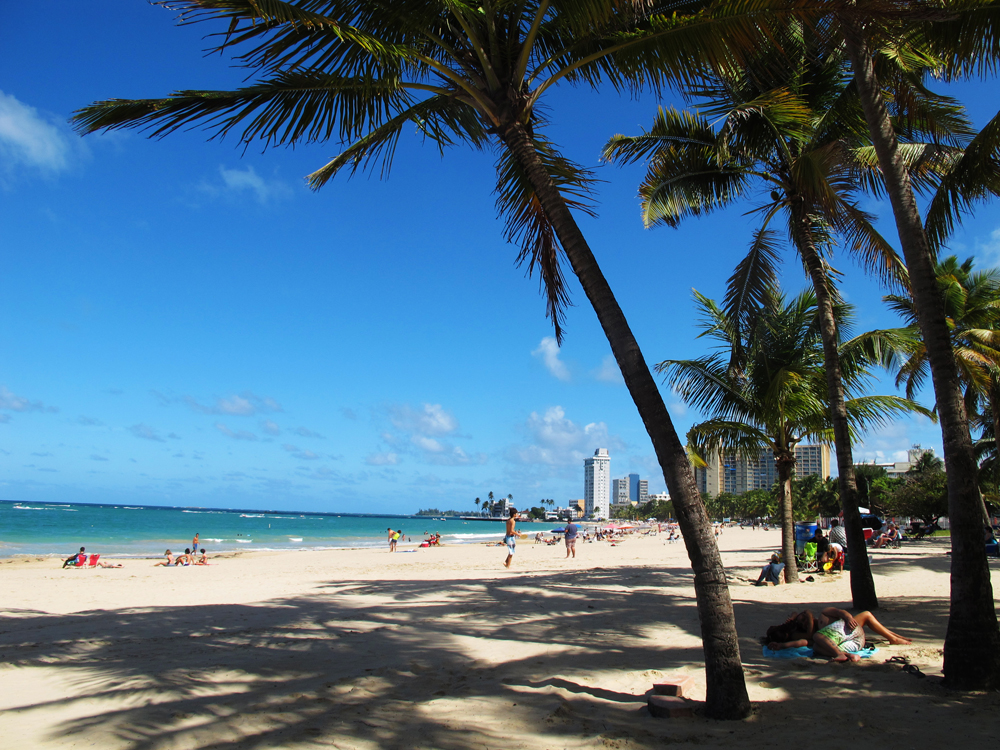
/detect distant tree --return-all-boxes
[795,475,841,519]
[885,460,949,527]
[528,506,546,520]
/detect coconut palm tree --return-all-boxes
[602,26,957,607]
[73,0,801,716]
[660,286,932,582]
[887,256,1000,437]
[830,2,1000,689]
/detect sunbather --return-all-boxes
[63,547,86,568]
[194,548,209,565]
[767,607,911,662]
[154,549,174,566]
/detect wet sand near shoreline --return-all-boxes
[1,528,997,749]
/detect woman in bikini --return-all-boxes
[767,607,911,662]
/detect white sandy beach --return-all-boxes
[1,528,998,749]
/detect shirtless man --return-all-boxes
[503,508,518,569]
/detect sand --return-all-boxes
[1,528,997,749]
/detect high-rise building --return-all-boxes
[584,448,611,519]
[611,477,631,506]
[637,479,648,503]
[629,473,640,503]
[694,444,831,498]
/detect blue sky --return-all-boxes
[2,2,999,513]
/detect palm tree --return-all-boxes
[474,497,481,514]
[660,287,932,582]
[73,1,802,715]
[602,27,949,607]
[830,2,1000,689]
[887,255,1000,475]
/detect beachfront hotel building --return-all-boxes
[584,448,611,519]
[694,444,831,498]
[611,477,631,506]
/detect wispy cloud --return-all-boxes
[292,426,325,439]
[532,336,570,381]
[387,403,458,436]
[0,385,55,413]
[380,402,485,465]
[129,423,165,442]
[182,392,282,416]
[199,165,292,204]
[341,407,358,420]
[77,415,103,426]
[90,454,109,462]
[365,451,400,466]
[593,355,623,384]
[282,444,321,460]
[260,419,281,436]
[215,423,258,441]
[975,227,1000,267]
[0,91,71,177]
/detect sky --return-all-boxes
[2,2,999,514]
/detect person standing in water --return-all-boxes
[503,508,518,569]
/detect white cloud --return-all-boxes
[129,423,165,442]
[411,435,445,453]
[507,406,622,466]
[281,443,321,460]
[0,91,70,175]
[215,423,258,441]
[532,336,570,381]
[366,451,400,466]
[0,385,52,412]
[260,419,281,436]
[184,392,282,416]
[975,227,1000,268]
[293,426,325,439]
[593,355,623,384]
[388,403,458,436]
[201,165,292,204]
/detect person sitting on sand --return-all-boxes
[195,548,209,565]
[154,549,174,566]
[63,547,86,568]
[754,552,785,586]
[174,548,192,566]
[767,607,911,662]
[819,542,844,572]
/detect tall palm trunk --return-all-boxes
[792,208,879,608]
[499,120,751,719]
[840,14,1000,689]
[775,447,799,583]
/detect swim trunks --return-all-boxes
[504,534,516,555]
[815,618,864,652]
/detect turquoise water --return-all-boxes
[0,500,508,558]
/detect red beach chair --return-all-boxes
[86,554,100,567]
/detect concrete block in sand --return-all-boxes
[652,676,693,697]
[647,695,694,718]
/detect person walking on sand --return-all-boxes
[191,532,199,552]
[503,508,518,569]
[564,519,578,559]
[387,527,394,552]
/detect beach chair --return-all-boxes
[798,542,819,573]
[86,554,100,567]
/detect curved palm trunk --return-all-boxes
[791,210,878,608]
[841,15,1000,689]
[775,448,799,583]
[500,121,751,719]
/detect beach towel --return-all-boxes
[762,645,878,659]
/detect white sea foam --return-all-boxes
[288,537,303,542]
[235,539,252,543]
[240,514,265,518]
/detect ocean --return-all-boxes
[0,500,510,558]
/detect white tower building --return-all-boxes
[584,448,611,519]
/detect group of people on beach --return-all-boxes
[61,546,122,568]
[155,533,209,566]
